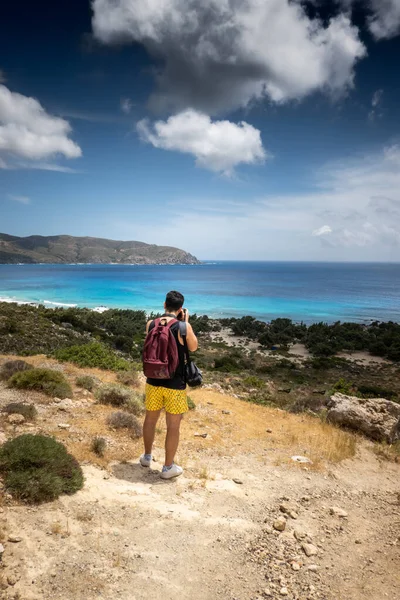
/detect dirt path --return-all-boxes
[0,359,399,600]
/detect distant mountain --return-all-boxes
[0,233,201,265]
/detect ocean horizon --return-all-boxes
[1,261,399,324]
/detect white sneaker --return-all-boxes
[139,454,152,467]
[160,464,183,480]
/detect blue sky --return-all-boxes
[1,0,400,261]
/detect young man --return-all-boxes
[140,290,198,479]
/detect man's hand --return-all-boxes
[184,308,189,323]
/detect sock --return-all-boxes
[162,464,173,472]
[144,453,152,461]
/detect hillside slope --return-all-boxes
[0,356,399,600]
[0,233,201,264]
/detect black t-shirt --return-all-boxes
[146,320,186,390]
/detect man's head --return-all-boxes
[165,290,184,313]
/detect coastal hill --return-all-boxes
[0,233,201,265]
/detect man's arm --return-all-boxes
[178,310,198,351]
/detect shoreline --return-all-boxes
[0,295,398,326]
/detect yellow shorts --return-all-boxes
[145,384,188,415]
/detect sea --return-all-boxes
[0,262,399,324]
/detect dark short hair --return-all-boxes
[165,290,184,311]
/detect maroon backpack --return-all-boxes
[142,318,179,379]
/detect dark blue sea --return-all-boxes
[0,262,399,324]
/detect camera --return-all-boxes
[178,308,186,321]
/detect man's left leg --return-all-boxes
[165,412,183,467]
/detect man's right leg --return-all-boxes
[143,409,161,456]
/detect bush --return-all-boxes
[91,436,106,457]
[96,383,132,407]
[54,342,130,371]
[243,375,265,389]
[75,375,96,391]
[187,396,196,410]
[332,378,355,395]
[116,370,140,387]
[8,368,72,399]
[4,403,37,421]
[0,360,33,381]
[107,411,137,429]
[0,434,84,503]
[125,393,145,416]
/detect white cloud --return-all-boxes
[0,84,82,168]
[137,109,267,175]
[120,97,133,114]
[368,88,383,121]
[312,225,332,237]
[92,0,366,114]
[368,0,400,40]
[113,144,400,261]
[9,195,31,205]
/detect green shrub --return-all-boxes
[125,392,145,416]
[91,436,106,457]
[4,403,37,421]
[332,378,355,395]
[0,434,84,503]
[116,370,140,387]
[8,368,72,399]
[0,360,33,381]
[54,342,130,371]
[96,383,132,407]
[75,375,96,391]
[107,411,138,430]
[357,384,397,401]
[187,396,196,410]
[243,375,265,389]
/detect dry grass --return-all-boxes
[373,441,400,463]
[185,390,357,467]
[76,509,94,522]
[1,355,358,471]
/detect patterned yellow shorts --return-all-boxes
[145,384,188,415]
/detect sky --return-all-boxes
[0,0,400,261]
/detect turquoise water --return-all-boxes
[0,262,399,324]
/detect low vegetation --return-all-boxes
[0,434,84,503]
[0,359,33,381]
[107,411,140,431]
[91,436,106,457]
[124,393,145,416]
[8,368,72,399]
[4,403,37,421]
[75,374,97,391]
[96,383,133,407]
[187,396,196,410]
[116,369,140,387]
[54,342,130,371]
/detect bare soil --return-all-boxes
[0,356,399,600]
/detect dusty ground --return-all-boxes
[0,356,399,600]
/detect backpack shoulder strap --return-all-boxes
[179,321,191,364]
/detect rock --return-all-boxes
[57,423,70,430]
[330,506,348,518]
[289,511,298,519]
[291,561,301,571]
[273,517,287,532]
[7,574,17,586]
[293,528,307,541]
[194,433,208,438]
[327,393,400,443]
[291,455,312,464]
[8,536,22,543]
[233,478,243,485]
[279,587,289,596]
[7,414,25,425]
[307,565,319,572]
[222,410,231,415]
[263,589,272,597]
[0,433,7,444]
[0,543,4,555]
[53,397,62,403]
[278,388,291,394]
[266,429,273,433]
[301,543,318,557]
